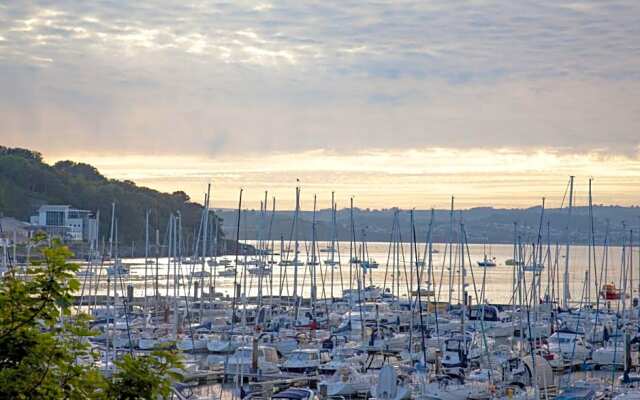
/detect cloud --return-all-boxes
[0,0,639,157]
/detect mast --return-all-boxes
[200,184,211,305]
[109,202,115,259]
[144,209,150,313]
[211,212,218,304]
[267,196,276,309]
[172,214,179,340]
[349,197,355,306]
[563,176,574,309]
[105,202,116,371]
[460,221,466,333]
[330,191,336,301]
[411,209,429,365]
[448,196,455,305]
[231,189,243,324]
[588,179,596,305]
[293,183,300,315]
[310,194,318,312]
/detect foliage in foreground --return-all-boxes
[0,234,183,399]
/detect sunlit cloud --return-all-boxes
[1,0,639,208]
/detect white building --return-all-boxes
[30,205,98,243]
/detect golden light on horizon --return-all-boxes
[46,148,640,210]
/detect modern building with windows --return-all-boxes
[30,205,98,243]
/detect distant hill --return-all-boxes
[0,146,223,253]
[216,204,640,246]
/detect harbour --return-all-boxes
[7,179,636,400]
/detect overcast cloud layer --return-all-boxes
[1,1,639,156]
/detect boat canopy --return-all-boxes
[468,305,499,322]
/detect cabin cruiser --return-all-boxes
[477,256,496,267]
[206,334,249,354]
[365,328,409,353]
[467,305,514,338]
[547,331,592,366]
[318,366,373,397]
[441,335,471,371]
[176,333,208,352]
[224,345,281,375]
[335,314,372,341]
[416,375,492,400]
[591,338,635,368]
[280,348,329,374]
[207,258,225,267]
[138,330,174,350]
[244,388,317,400]
[106,262,129,276]
[347,302,395,323]
[319,344,365,375]
[600,282,622,300]
[343,286,382,302]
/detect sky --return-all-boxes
[1,1,640,209]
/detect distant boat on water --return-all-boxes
[477,257,496,267]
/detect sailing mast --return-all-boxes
[199,184,211,308]
[144,209,150,314]
[563,176,574,309]
[293,183,301,318]
[448,196,455,305]
[231,189,243,324]
[330,192,336,301]
[310,194,318,315]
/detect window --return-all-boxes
[46,211,64,226]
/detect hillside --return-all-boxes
[0,146,223,253]
[216,204,640,246]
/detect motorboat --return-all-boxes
[245,388,317,400]
[547,331,592,366]
[280,348,329,374]
[477,257,496,267]
[218,267,236,277]
[176,333,208,352]
[592,339,629,368]
[224,345,281,375]
[318,366,373,397]
[600,283,622,300]
[467,305,514,338]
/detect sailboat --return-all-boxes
[371,364,411,400]
[477,243,496,267]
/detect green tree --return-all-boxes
[0,234,182,399]
[106,349,183,400]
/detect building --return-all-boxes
[30,205,98,243]
[0,216,35,244]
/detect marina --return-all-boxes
[2,1,640,398]
[4,179,638,400]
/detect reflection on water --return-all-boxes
[76,242,635,305]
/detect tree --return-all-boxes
[171,191,190,203]
[0,234,182,399]
[106,349,183,400]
